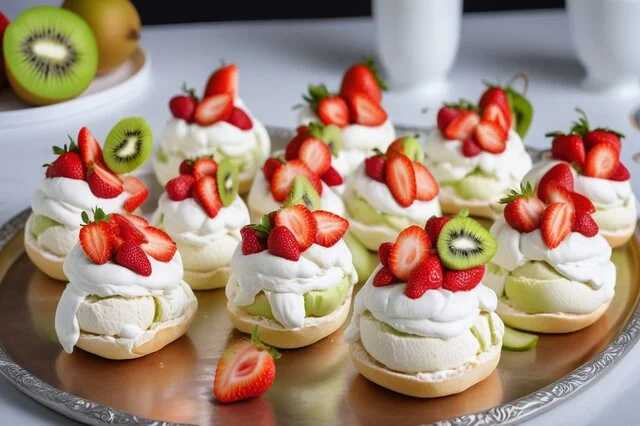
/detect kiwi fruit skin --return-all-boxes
[437,216,497,271]
[283,176,322,210]
[62,0,141,75]
[216,158,239,207]
[3,6,98,106]
[103,117,153,174]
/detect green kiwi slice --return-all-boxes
[283,176,322,210]
[216,158,239,206]
[3,6,98,105]
[103,117,153,174]
[30,215,62,237]
[437,216,497,270]
[506,88,533,139]
[308,122,343,156]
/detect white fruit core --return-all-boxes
[33,40,68,62]
[118,137,139,157]
[452,237,477,251]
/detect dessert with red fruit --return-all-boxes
[297,59,396,177]
[26,125,151,281]
[225,205,358,348]
[522,111,636,248]
[344,211,504,398]
[54,208,198,360]
[425,77,534,219]
[486,180,616,333]
[152,157,250,290]
[153,63,271,194]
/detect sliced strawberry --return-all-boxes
[267,226,300,261]
[179,159,194,175]
[443,265,485,292]
[364,155,386,182]
[501,188,545,233]
[462,137,482,157]
[482,102,510,132]
[166,174,196,201]
[274,205,317,251]
[79,221,117,265]
[169,95,197,122]
[122,176,149,213]
[372,266,398,287]
[126,214,149,229]
[570,192,595,214]
[321,166,343,186]
[194,93,234,126]
[193,176,222,218]
[109,213,147,245]
[425,216,451,247]
[437,106,463,134]
[385,154,417,207]
[240,225,267,255]
[340,60,385,104]
[412,162,438,201]
[86,164,124,199]
[204,63,238,100]
[572,211,599,237]
[225,107,253,130]
[388,226,431,281]
[262,158,283,182]
[609,163,630,181]
[114,240,152,276]
[378,242,394,266]
[405,255,443,298]
[312,210,348,247]
[347,92,387,126]
[270,160,322,202]
[475,120,507,154]
[537,163,575,202]
[297,137,332,176]
[479,86,510,118]
[551,134,586,167]
[77,127,107,169]
[584,143,620,179]
[584,129,621,153]
[542,181,574,205]
[45,151,85,180]
[541,202,575,249]
[317,96,350,128]
[140,226,177,262]
[192,157,218,180]
[443,110,480,141]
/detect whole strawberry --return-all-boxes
[267,226,300,261]
[405,255,443,299]
[425,216,451,247]
[340,58,386,103]
[364,151,386,182]
[443,265,486,292]
[44,141,85,180]
[240,225,267,255]
[114,240,152,276]
[169,84,199,122]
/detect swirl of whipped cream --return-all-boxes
[344,266,497,342]
[490,217,616,289]
[347,163,441,222]
[226,240,358,329]
[55,245,185,353]
[425,129,532,184]
[31,177,130,230]
[153,193,249,247]
[247,171,345,217]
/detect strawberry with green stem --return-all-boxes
[44,138,85,180]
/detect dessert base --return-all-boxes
[184,266,231,291]
[439,188,503,220]
[24,215,66,281]
[601,225,636,249]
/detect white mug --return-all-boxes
[567,0,640,94]
[372,0,462,91]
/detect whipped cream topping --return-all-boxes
[425,129,532,187]
[344,265,498,342]
[490,217,616,290]
[247,171,346,217]
[347,163,441,222]
[153,193,249,247]
[55,245,184,353]
[226,240,358,329]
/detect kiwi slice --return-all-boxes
[308,122,343,156]
[437,216,497,270]
[283,176,321,210]
[506,88,533,139]
[216,158,239,206]
[3,6,98,106]
[389,136,423,162]
[103,117,153,174]
[31,215,62,237]
[503,326,538,351]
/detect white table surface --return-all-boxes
[0,7,639,426]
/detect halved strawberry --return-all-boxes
[321,166,343,186]
[126,214,149,229]
[193,176,222,218]
[140,225,177,262]
[425,216,451,247]
[437,106,463,134]
[583,143,620,179]
[405,255,443,298]
[166,174,196,201]
[537,163,574,202]
[443,111,480,141]
[274,205,317,250]
[79,221,117,265]
[462,137,482,157]
[542,181,574,205]
[297,137,332,176]
[122,176,149,213]
[500,184,545,233]
[169,95,197,122]
[475,120,507,153]
[609,163,630,181]
[45,151,85,180]
[267,226,300,261]
[86,164,124,199]
[270,160,322,202]
[194,93,234,126]
[109,213,147,245]
[442,265,485,292]
[482,102,510,132]
[584,129,622,153]
[77,127,107,168]
[479,86,510,118]
[192,157,218,180]
[204,63,238,100]
[570,192,595,214]
[114,240,152,276]
[364,154,386,182]
[340,59,385,104]
[541,202,575,249]
[312,210,348,247]
[572,211,599,237]
[388,226,431,281]
[385,155,417,207]
[225,107,253,130]
[285,133,307,160]
[262,158,283,182]
[347,92,387,126]
[551,134,586,168]
[412,162,438,201]
[372,266,398,287]
[378,242,394,266]
[317,97,349,128]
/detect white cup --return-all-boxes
[372,0,462,92]
[567,0,640,95]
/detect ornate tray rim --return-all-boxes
[1,125,639,426]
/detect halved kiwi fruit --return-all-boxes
[103,117,153,174]
[3,6,98,106]
[308,123,343,156]
[437,215,497,270]
[283,176,321,210]
[216,158,239,206]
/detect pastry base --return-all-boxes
[226,297,351,349]
[601,225,635,249]
[349,340,501,398]
[24,217,66,281]
[184,266,231,291]
[496,297,611,333]
[439,189,503,220]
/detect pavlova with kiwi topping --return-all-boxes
[153,63,271,194]
[425,78,533,220]
[225,204,358,349]
[26,121,152,281]
[55,208,197,360]
[152,157,250,290]
[345,211,503,398]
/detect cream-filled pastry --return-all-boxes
[153,63,271,193]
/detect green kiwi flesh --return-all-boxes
[283,176,322,210]
[437,216,497,270]
[216,158,239,206]
[103,117,153,174]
